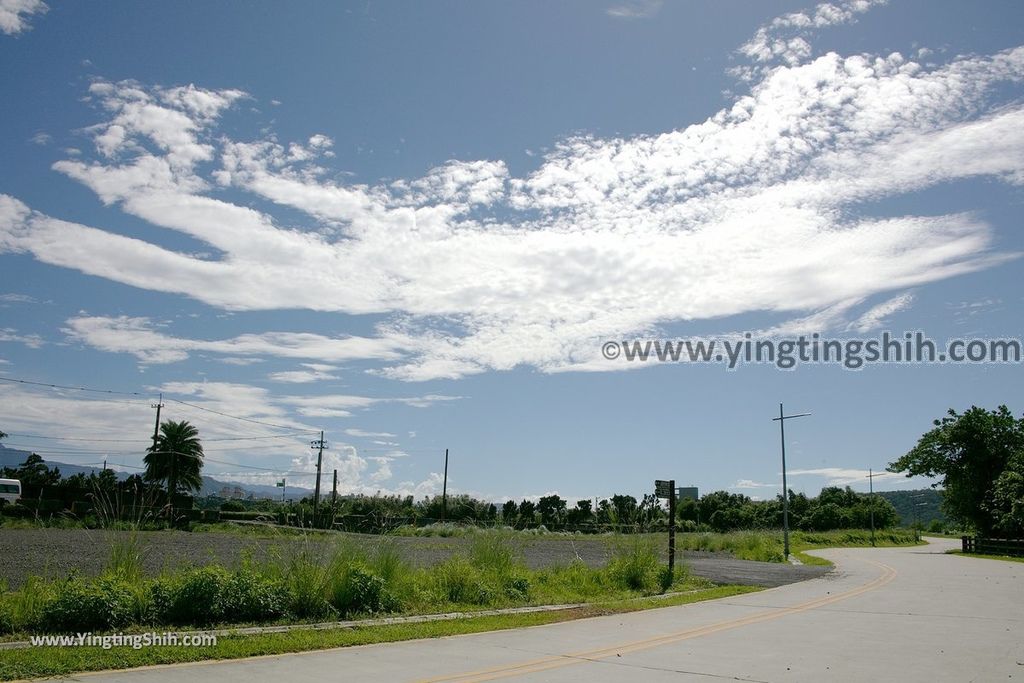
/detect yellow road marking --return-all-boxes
[420,558,897,683]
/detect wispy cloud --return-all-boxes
[63,315,402,365]
[345,428,397,438]
[3,24,1023,382]
[789,467,904,486]
[606,0,662,20]
[0,0,47,36]
[0,327,44,348]
[732,479,776,489]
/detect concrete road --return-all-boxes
[57,538,1023,682]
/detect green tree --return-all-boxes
[889,406,1024,534]
[517,499,536,527]
[144,420,205,501]
[502,499,518,525]
[2,453,61,486]
[537,494,566,528]
[985,450,1024,536]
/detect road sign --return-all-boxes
[655,479,672,499]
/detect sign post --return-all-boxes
[655,479,676,580]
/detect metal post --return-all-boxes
[772,403,811,560]
[668,479,676,580]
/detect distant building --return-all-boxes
[218,485,247,499]
[676,486,698,501]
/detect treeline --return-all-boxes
[218,486,900,535]
[2,451,901,535]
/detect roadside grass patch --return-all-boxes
[0,584,761,681]
[947,550,1024,564]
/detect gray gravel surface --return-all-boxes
[0,527,828,589]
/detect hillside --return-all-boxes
[876,488,945,526]
[0,444,312,500]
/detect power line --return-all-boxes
[165,397,319,433]
[0,374,320,434]
[0,375,145,396]
[5,433,150,443]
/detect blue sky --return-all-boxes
[1,0,1023,503]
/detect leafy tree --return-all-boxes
[567,499,593,529]
[517,499,536,527]
[888,406,1024,534]
[502,499,518,525]
[144,420,205,500]
[610,494,638,527]
[985,450,1024,536]
[1,453,61,486]
[537,494,566,528]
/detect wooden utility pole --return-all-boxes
[332,469,338,509]
[441,448,449,522]
[311,431,327,522]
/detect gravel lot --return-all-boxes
[0,527,828,590]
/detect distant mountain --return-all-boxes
[0,444,312,500]
[877,488,946,526]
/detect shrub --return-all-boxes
[0,596,14,635]
[330,566,395,616]
[504,575,531,601]
[41,577,136,632]
[607,537,661,592]
[220,500,246,513]
[432,557,494,605]
[222,569,289,623]
[153,566,230,625]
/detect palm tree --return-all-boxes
[144,420,205,503]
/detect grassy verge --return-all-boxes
[673,529,921,564]
[0,584,758,680]
[947,550,1024,564]
[0,533,709,638]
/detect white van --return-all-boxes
[0,478,21,504]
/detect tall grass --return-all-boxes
[0,530,700,636]
[674,528,919,562]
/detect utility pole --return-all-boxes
[772,403,811,560]
[311,431,327,523]
[441,448,449,522]
[332,469,338,510]
[151,393,167,508]
[150,392,164,451]
[866,468,880,547]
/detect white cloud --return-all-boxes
[267,363,340,384]
[0,0,46,35]
[63,315,402,365]
[0,327,44,348]
[345,428,397,438]
[606,0,662,20]
[3,37,1024,382]
[789,467,904,486]
[0,293,37,304]
[732,479,776,489]
[849,293,914,333]
[737,0,887,74]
